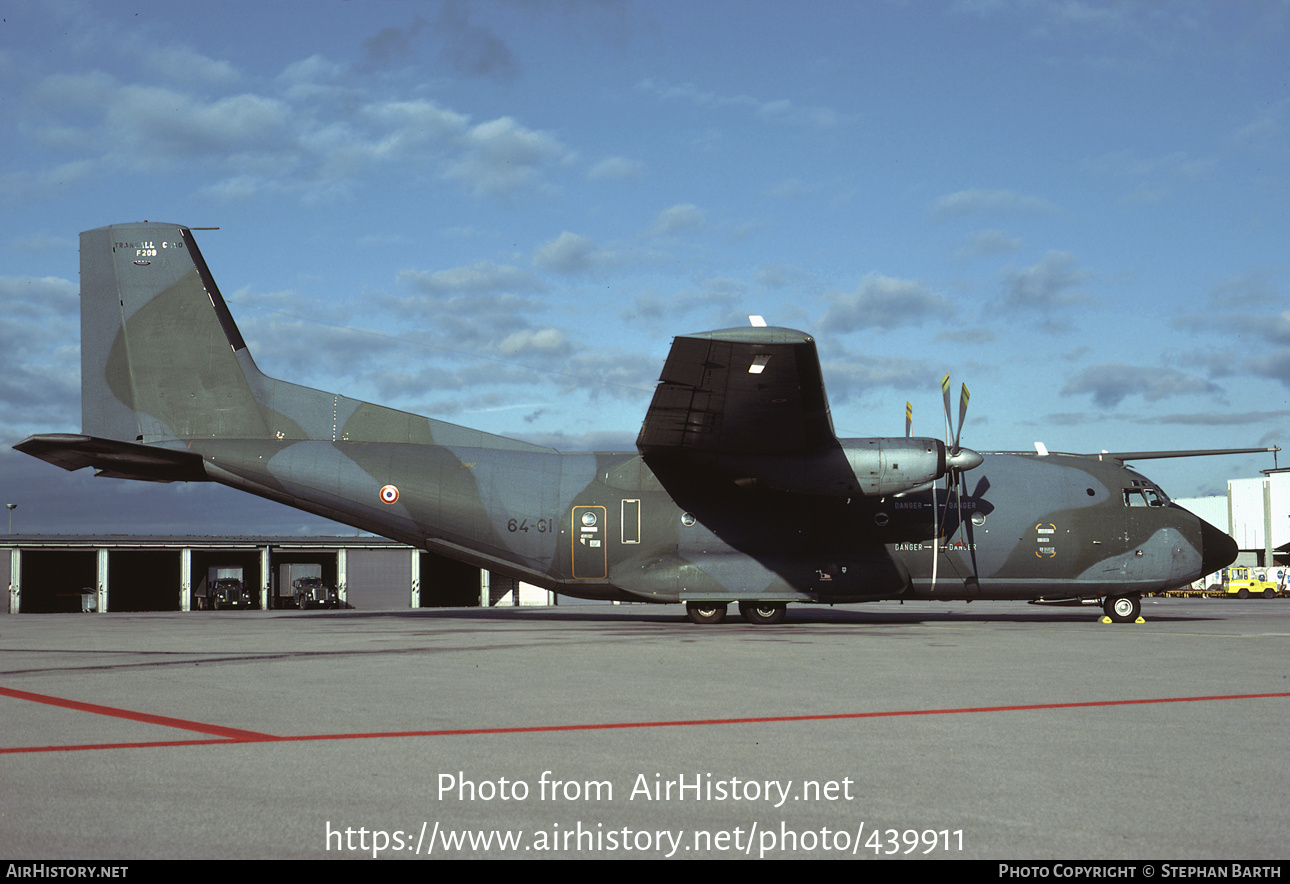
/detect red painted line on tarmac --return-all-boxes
[0,685,275,743]
[2,689,1287,754]
[1,738,252,755]
[279,691,1290,742]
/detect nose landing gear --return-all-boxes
[1103,594,1141,623]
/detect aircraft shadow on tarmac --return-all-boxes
[288,603,1223,627]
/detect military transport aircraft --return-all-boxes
[15,222,1258,625]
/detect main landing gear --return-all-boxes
[738,601,787,625]
[684,601,787,625]
[685,601,727,624]
[1103,594,1142,623]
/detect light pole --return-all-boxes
[6,503,15,535]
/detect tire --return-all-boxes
[1237,589,1249,599]
[1104,595,1140,623]
[686,601,727,625]
[739,601,787,625]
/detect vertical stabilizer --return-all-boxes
[74,223,553,453]
[80,222,271,443]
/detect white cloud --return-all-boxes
[998,251,1091,310]
[397,262,542,296]
[932,188,1058,220]
[1061,363,1223,408]
[651,203,705,236]
[637,78,841,129]
[442,116,573,197]
[588,156,645,181]
[533,232,612,274]
[15,66,571,203]
[496,327,570,357]
[143,45,240,85]
[107,88,293,160]
[821,274,951,331]
[955,229,1023,259]
[821,354,937,406]
[1080,149,1216,180]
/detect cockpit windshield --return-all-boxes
[1123,482,1168,507]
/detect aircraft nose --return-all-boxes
[1198,518,1238,576]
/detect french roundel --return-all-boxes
[379,484,400,504]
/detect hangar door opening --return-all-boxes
[109,550,182,612]
[270,552,339,609]
[420,553,480,607]
[189,550,262,611]
[20,550,96,613]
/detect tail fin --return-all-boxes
[80,222,273,443]
[66,222,551,453]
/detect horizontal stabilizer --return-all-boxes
[13,434,208,483]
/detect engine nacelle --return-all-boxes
[711,436,980,497]
[839,437,946,496]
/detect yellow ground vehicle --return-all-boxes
[1221,567,1281,599]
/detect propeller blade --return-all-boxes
[905,401,912,438]
[955,383,970,453]
[932,373,981,592]
[941,373,952,445]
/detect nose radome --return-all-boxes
[1198,518,1239,577]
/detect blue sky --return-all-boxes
[1,0,1287,534]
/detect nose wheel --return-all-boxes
[1104,594,1141,623]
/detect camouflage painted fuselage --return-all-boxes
[16,222,1237,611]
[180,436,1230,605]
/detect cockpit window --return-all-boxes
[1123,488,1166,507]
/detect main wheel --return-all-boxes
[1104,595,1140,623]
[686,601,727,625]
[739,601,786,625]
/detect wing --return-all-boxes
[636,327,836,458]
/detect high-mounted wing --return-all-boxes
[636,326,974,497]
[636,327,836,458]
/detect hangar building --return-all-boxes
[1,535,553,614]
